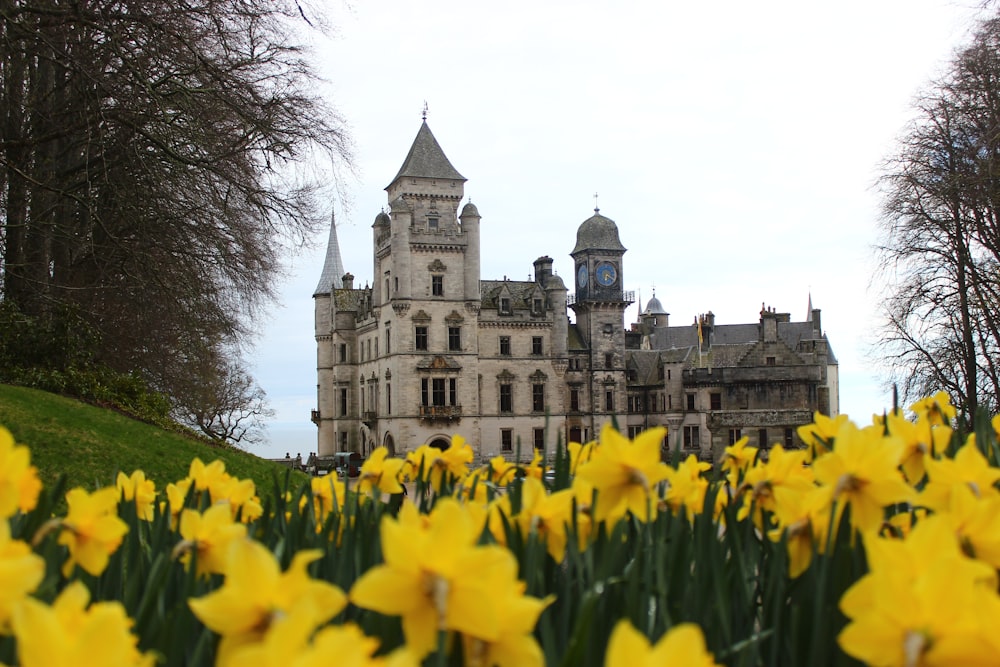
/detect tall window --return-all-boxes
[385,278,390,300]
[339,388,348,416]
[710,393,721,410]
[533,428,545,450]
[570,388,580,412]
[415,326,428,351]
[684,425,700,449]
[432,275,443,296]
[449,378,457,406]
[428,216,439,229]
[605,391,613,411]
[686,394,695,410]
[386,384,391,415]
[499,384,513,413]
[500,298,511,314]
[784,428,794,448]
[385,324,391,354]
[728,428,742,445]
[501,429,513,452]
[448,326,461,351]
[420,379,428,406]
[432,378,446,406]
[338,343,347,363]
[605,352,613,369]
[499,336,511,356]
[532,336,543,355]
[758,428,768,448]
[533,298,543,314]
[532,384,545,412]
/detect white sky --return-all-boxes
[251,0,987,458]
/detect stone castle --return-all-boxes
[312,120,838,461]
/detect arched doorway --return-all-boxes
[429,437,450,451]
[383,432,396,457]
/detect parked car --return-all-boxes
[332,451,362,478]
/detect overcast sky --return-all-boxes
[251,0,988,459]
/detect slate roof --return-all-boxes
[314,210,346,296]
[480,280,541,309]
[649,321,838,365]
[572,210,626,254]
[388,121,465,186]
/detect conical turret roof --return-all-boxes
[314,209,346,296]
[387,121,465,187]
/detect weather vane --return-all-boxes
[422,101,429,121]
[593,192,599,213]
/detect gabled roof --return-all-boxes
[480,280,542,309]
[388,121,465,187]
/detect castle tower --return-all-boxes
[569,207,633,435]
[373,119,482,452]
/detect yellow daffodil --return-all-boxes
[811,422,913,533]
[176,502,248,576]
[909,391,957,427]
[463,583,552,667]
[0,520,45,632]
[58,486,130,577]
[767,486,833,578]
[796,412,849,460]
[935,484,1000,569]
[511,476,576,562]
[882,410,951,485]
[297,623,419,667]
[721,436,758,487]
[604,620,722,667]
[0,426,41,518]
[575,424,669,523]
[11,581,155,667]
[116,470,156,521]
[839,533,1000,667]
[189,539,346,664]
[486,455,517,486]
[661,454,711,520]
[357,446,404,496]
[922,440,1000,511]
[736,445,812,529]
[308,475,346,524]
[350,499,531,658]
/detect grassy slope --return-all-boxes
[0,384,299,494]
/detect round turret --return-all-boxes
[645,294,667,315]
[389,196,410,214]
[572,209,626,254]
[460,201,480,218]
[373,211,390,227]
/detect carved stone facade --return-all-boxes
[313,121,839,462]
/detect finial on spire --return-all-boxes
[422,101,429,121]
[593,192,599,213]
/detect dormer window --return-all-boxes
[533,298,543,314]
[499,297,511,315]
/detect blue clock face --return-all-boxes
[596,262,617,287]
[577,264,588,287]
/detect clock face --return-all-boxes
[596,262,617,287]
[577,264,588,287]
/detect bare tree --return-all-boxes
[875,15,1000,418]
[0,0,351,440]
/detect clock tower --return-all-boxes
[570,207,633,434]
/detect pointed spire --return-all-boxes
[806,291,813,321]
[387,121,465,188]
[314,208,346,296]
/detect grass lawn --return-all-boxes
[0,384,302,496]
